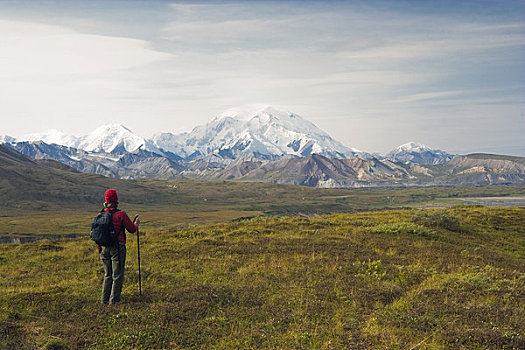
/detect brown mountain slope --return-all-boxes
[0,145,177,207]
[217,154,413,187]
[209,153,525,187]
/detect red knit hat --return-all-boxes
[105,189,118,204]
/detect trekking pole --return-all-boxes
[134,215,142,297]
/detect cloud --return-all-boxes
[163,3,525,59]
[0,2,523,156]
[0,20,171,79]
[389,91,466,104]
[0,19,174,136]
[161,18,307,48]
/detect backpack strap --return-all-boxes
[108,208,120,215]
[108,208,124,272]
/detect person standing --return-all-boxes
[98,189,140,305]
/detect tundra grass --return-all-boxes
[4,176,525,213]
[2,183,524,238]
[0,209,262,236]
[0,206,523,349]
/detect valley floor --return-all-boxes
[0,206,524,349]
[460,196,525,207]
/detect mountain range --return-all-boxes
[2,106,524,187]
[5,106,368,160]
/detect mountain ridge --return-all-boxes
[3,106,523,188]
[2,141,525,188]
[2,106,452,163]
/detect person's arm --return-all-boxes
[121,212,139,233]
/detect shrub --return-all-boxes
[413,210,461,232]
[43,339,69,350]
[372,222,432,236]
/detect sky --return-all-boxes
[0,0,524,156]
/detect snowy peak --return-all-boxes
[20,129,78,147]
[174,105,364,160]
[150,132,188,156]
[0,135,17,144]
[13,124,161,155]
[76,124,145,153]
[387,141,454,165]
[216,105,276,121]
[395,142,431,152]
[93,123,132,134]
[216,105,329,139]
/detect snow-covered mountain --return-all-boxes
[153,106,367,160]
[8,141,183,179]
[0,135,16,143]
[386,142,454,165]
[6,106,365,160]
[150,132,190,159]
[2,108,459,175]
[73,124,159,154]
[20,129,78,148]
[16,124,162,155]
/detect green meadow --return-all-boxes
[1,203,524,349]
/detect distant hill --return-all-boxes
[0,144,179,207]
[202,153,525,187]
[425,154,525,186]
[12,106,509,187]
[0,143,35,165]
[464,153,525,165]
[211,154,411,187]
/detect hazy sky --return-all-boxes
[0,0,524,155]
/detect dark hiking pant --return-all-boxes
[101,243,126,304]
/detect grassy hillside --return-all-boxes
[1,206,523,349]
[0,144,184,209]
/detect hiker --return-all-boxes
[96,189,140,305]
